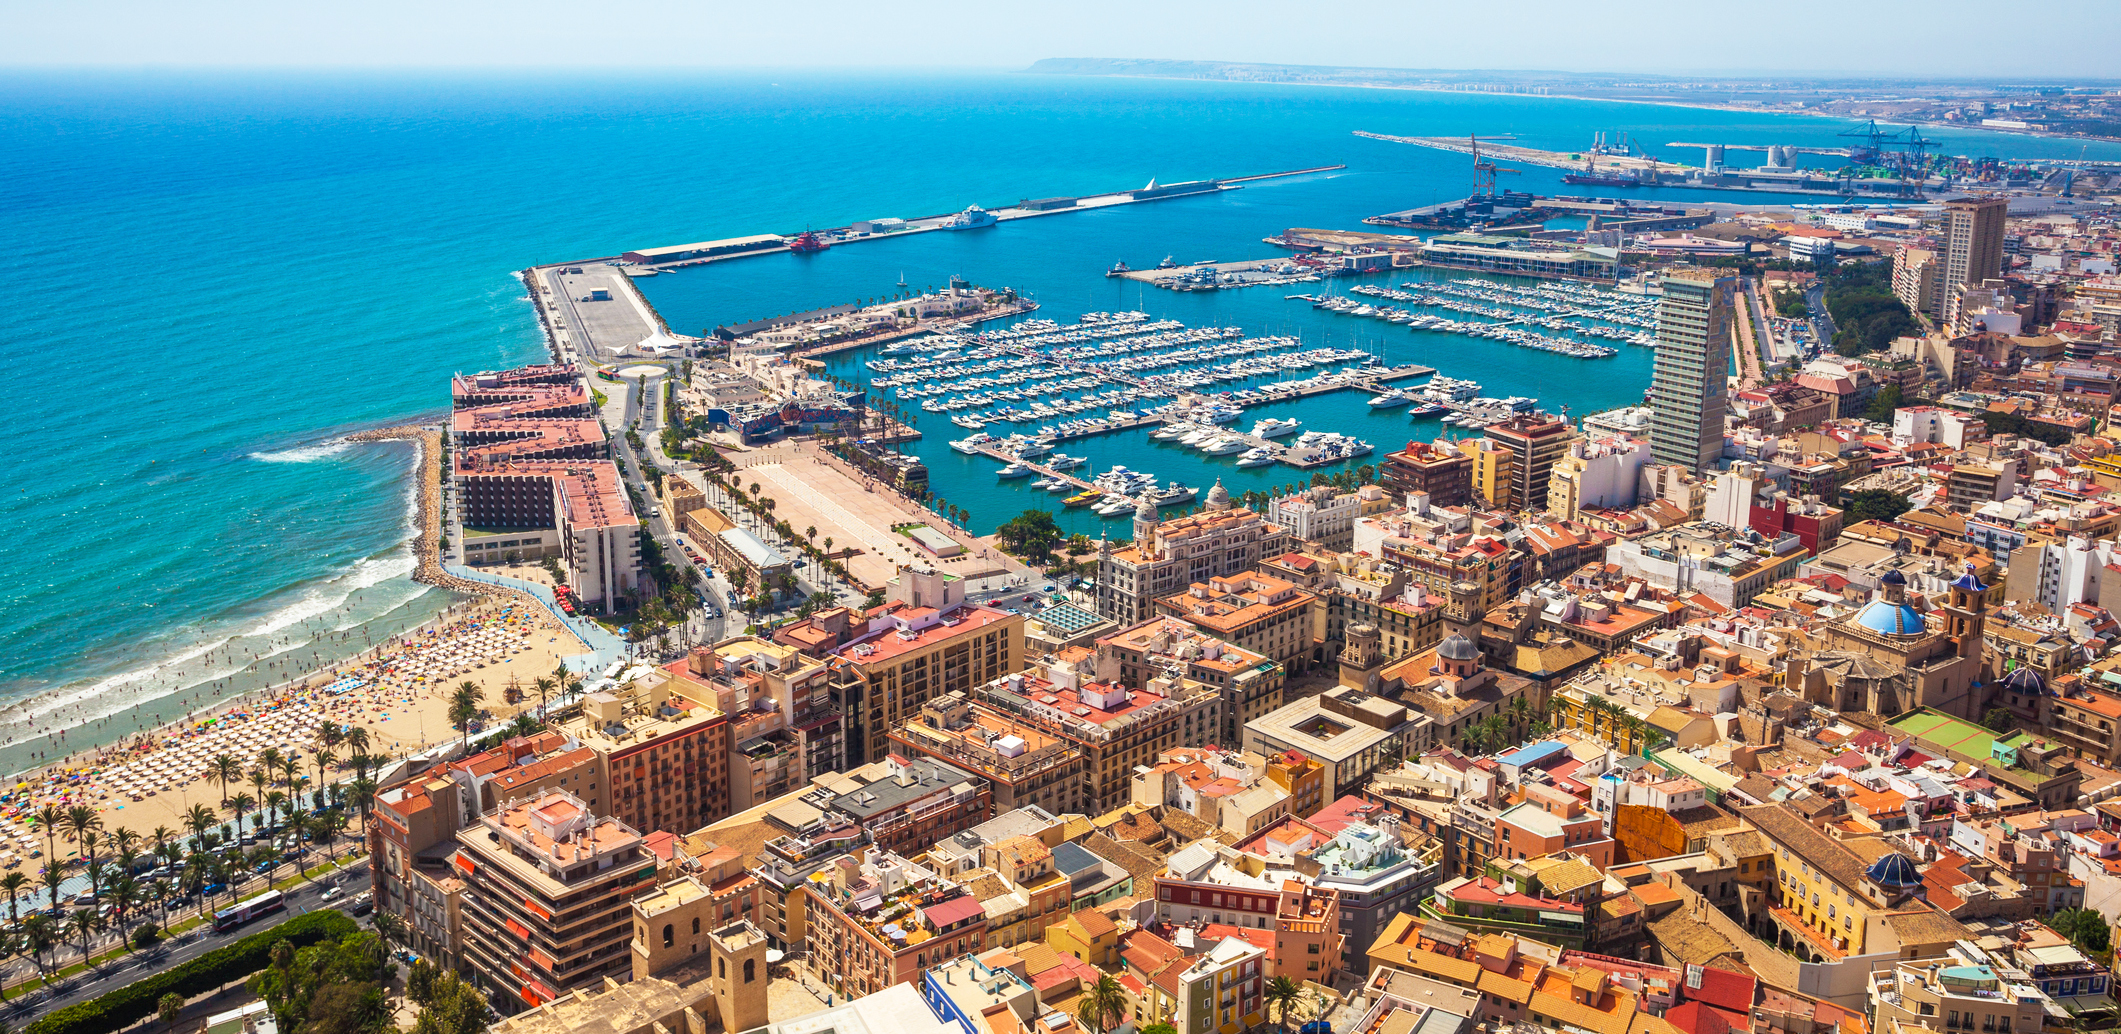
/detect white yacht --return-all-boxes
[1249,418,1301,439]
[996,462,1034,479]
[1367,390,1414,408]
[1235,447,1275,468]
[1201,436,1249,456]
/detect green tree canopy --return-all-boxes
[1845,489,1913,524]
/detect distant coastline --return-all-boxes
[1023,58,2121,146]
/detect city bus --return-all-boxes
[214,889,286,933]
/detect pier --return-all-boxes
[612,163,1350,272]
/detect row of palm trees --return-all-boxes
[0,720,388,990]
[1572,694,1657,753]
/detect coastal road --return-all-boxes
[7,861,369,1023]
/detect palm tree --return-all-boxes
[349,777,378,831]
[184,804,218,854]
[310,749,336,808]
[209,754,243,807]
[0,872,25,928]
[345,726,373,777]
[110,826,140,859]
[106,876,140,951]
[33,805,63,868]
[258,748,285,790]
[1076,973,1128,1034]
[248,769,271,808]
[264,792,289,836]
[64,805,102,870]
[450,681,484,752]
[21,914,55,982]
[228,794,257,842]
[66,910,99,971]
[532,676,556,714]
[38,868,64,919]
[1264,975,1304,1034]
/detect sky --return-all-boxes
[6,0,2121,79]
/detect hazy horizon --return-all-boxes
[7,0,2119,80]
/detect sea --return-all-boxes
[6,68,2119,776]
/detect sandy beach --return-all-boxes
[1,597,589,871]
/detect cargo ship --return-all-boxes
[942,205,998,230]
[787,230,831,253]
[1562,172,1640,188]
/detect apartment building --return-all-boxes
[888,691,1090,816]
[803,849,989,1000]
[1094,617,1285,748]
[1136,935,1267,1034]
[1239,810,1442,969]
[453,790,660,1013]
[666,637,842,811]
[1266,485,1392,552]
[1382,440,1475,510]
[776,567,1024,767]
[552,669,730,835]
[1155,570,1322,678]
[1483,414,1580,513]
[1153,839,1345,978]
[809,753,993,858]
[965,659,1223,816]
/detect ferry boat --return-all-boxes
[1157,255,1178,269]
[1105,260,1131,277]
[942,205,998,230]
[786,230,831,253]
[1064,489,1103,507]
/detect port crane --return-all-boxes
[1469,134,1520,197]
[1838,119,1894,165]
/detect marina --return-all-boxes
[854,308,1451,519]
[1295,275,1661,359]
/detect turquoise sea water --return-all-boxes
[6,69,2118,771]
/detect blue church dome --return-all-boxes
[1952,562,1990,594]
[1853,599,1926,636]
[1865,853,1921,888]
[2001,666,2046,696]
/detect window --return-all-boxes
[663,924,674,948]
[745,958,756,983]
[693,917,701,934]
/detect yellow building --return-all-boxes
[1458,439,1515,510]
[1740,804,1968,961]
[1046,908,1120,967]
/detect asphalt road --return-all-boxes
[8,860,371,1023]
